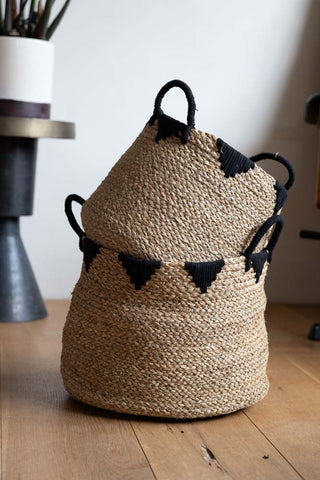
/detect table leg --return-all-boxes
[0,217,47,322]
[0,137,47,322]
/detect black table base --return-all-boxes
[0,116,75,322]
[0,137,46,322]
[0,217,47,322]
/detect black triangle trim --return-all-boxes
[216,139,255,178]
[274,180,288,213]
[148,113,191,144]
[118,253,161,290]
[246,250,268,283]
[185,259,225,293]
[83,237,102,273]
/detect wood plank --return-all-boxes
[132,419,225,480]
[266,304,315,349]
[2,301,320,480]
[244,350,320,480]
[286,304,320,326]
[266,304,320,383]
[131,410,302,480]
[132,304,320,480]
[0,300,155,480]
[194,413,303,480]
[285,349,320,384]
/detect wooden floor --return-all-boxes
[1,301,320,480]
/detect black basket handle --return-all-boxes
[244,214,284,270]
[150,80,196,144]
[250,152,295,191]
[153,79,196,129]
[65,194,86,250]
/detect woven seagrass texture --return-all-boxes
[81,124,277,262]
[61,247,269,419]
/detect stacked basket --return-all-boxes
[61,80,295,419]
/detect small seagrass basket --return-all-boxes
[80,80,294,262]
[61,80,294,419]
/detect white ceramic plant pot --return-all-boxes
[0,37,54,118]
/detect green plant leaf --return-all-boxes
[34,0,54,39]
[1,0,70,38]
[4,0,13,34]
[29,0,36,16]
[12,0,28,36]
[46,0,70,40]
[14,0,28,23]
[26,0,36,35]
[18,0,28,18]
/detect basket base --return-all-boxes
[62,372,270,420]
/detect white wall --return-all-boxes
[21,0,320,302]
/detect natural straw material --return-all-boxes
[81,124,278,262]
[61,80,294,419]
[61,247,269,419]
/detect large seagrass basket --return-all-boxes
[61,80,294,419]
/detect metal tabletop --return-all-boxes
[0,116,75,139]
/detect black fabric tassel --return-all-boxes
[82,237,102,273]
[119,253,161,290]
[216,139,255,178]
[148,113,192,144]
[185,259,225,294]
[245,250,268,283]
[274,180,288,213]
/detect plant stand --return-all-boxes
[0,116,75,322]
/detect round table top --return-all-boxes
[0,116,75,139]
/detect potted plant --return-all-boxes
[0,0,71,118]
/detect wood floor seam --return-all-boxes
[129,421,158,480]
[190,422,237,479]
[284,356,320,385]
[242,410,306,480]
